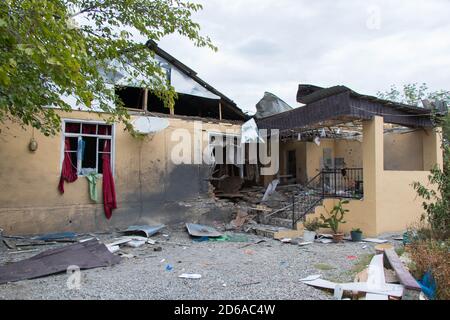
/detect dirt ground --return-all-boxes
[0,226,399,300]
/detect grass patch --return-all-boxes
[395,246,405,257]
[349,253,374,276]
[314,263,335,271]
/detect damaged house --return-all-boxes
[0,41,256,235]
[256,84,444,238]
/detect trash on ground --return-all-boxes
[121,225,165,238]
[32,232,78,242]
[347,255,357,260]
[298,241,313,246]
[365,254,389,300]
[124,239,146,248]
[375,243,394,254]
[418,271,436,300]
[280,238,291,243]
[178,273,202,279]
[0,239,121,284]
[209,234,249,242]
[192,236,210,242]
[239,239,266,249]
[362,238,388,244]
[186,223,222,238]
[106,245,120,253]
[165,264,173,271]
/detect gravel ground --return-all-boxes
[0,227,392,300]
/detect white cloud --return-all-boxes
[155,0,450,114]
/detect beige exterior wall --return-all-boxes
[279,138,363,182]
[0,110,242,235]
[306,117,443,236]
[384,130,424,171]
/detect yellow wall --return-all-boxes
[384,130,424,171]
[279,138,363,182]
[0,110,242,235]
[306,117,443,236]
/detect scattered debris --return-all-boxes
[280,238,292,243]
[365,254,389,300]
[178,273,202,279]
[238,239,266,249]
[230,210,254,229]
[186,223,222,238]
[106,245,120,254]
[165,264,173,271]
[121,225,165,238]
[300,274,403,298]
[362,238,388,244]
[347,255,357,261]
[32,232,78,242]
[153,246,162,252]
[374,243,394,254]
[124,240,146,248]
[418,271,436,300]
[0,239,121,284]
[262,179,280,202]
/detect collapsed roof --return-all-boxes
[146,40,248,121]
[254,92,293,119]
[257,84,437,133]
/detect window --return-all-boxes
[63,121,114,175]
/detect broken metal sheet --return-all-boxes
[255,92,293,119]
[121,225,165,238]
[185,223,222,238]
[0,239,121,284]
[32,232,78,242]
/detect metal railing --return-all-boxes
[291,168,363,228]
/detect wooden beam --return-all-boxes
[384,248,422,296]
[219,102,223,121]
[142,88,148,110]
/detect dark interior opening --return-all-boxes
[82,137,97,170]
[115,86,144,109]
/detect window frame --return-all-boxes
[207,131,243,178]
[60,119,116,177]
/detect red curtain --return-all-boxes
[58,138,78,193]
[102,141,117,219]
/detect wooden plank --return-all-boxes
[384,248,421,291]
[301,277,404,297]
[366,254,389,300]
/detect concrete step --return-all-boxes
[267,217,293,229]
[250,224,289,239]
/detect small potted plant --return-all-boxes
[320,199,349,243]
[350,228,363,242]
[303,218,322,242]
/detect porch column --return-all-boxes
[422,127,443,171]
[362,116,384,235]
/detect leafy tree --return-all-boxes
[0,0,216,136]
[377,83,450,108]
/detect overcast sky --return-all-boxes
[154,0,450,114]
